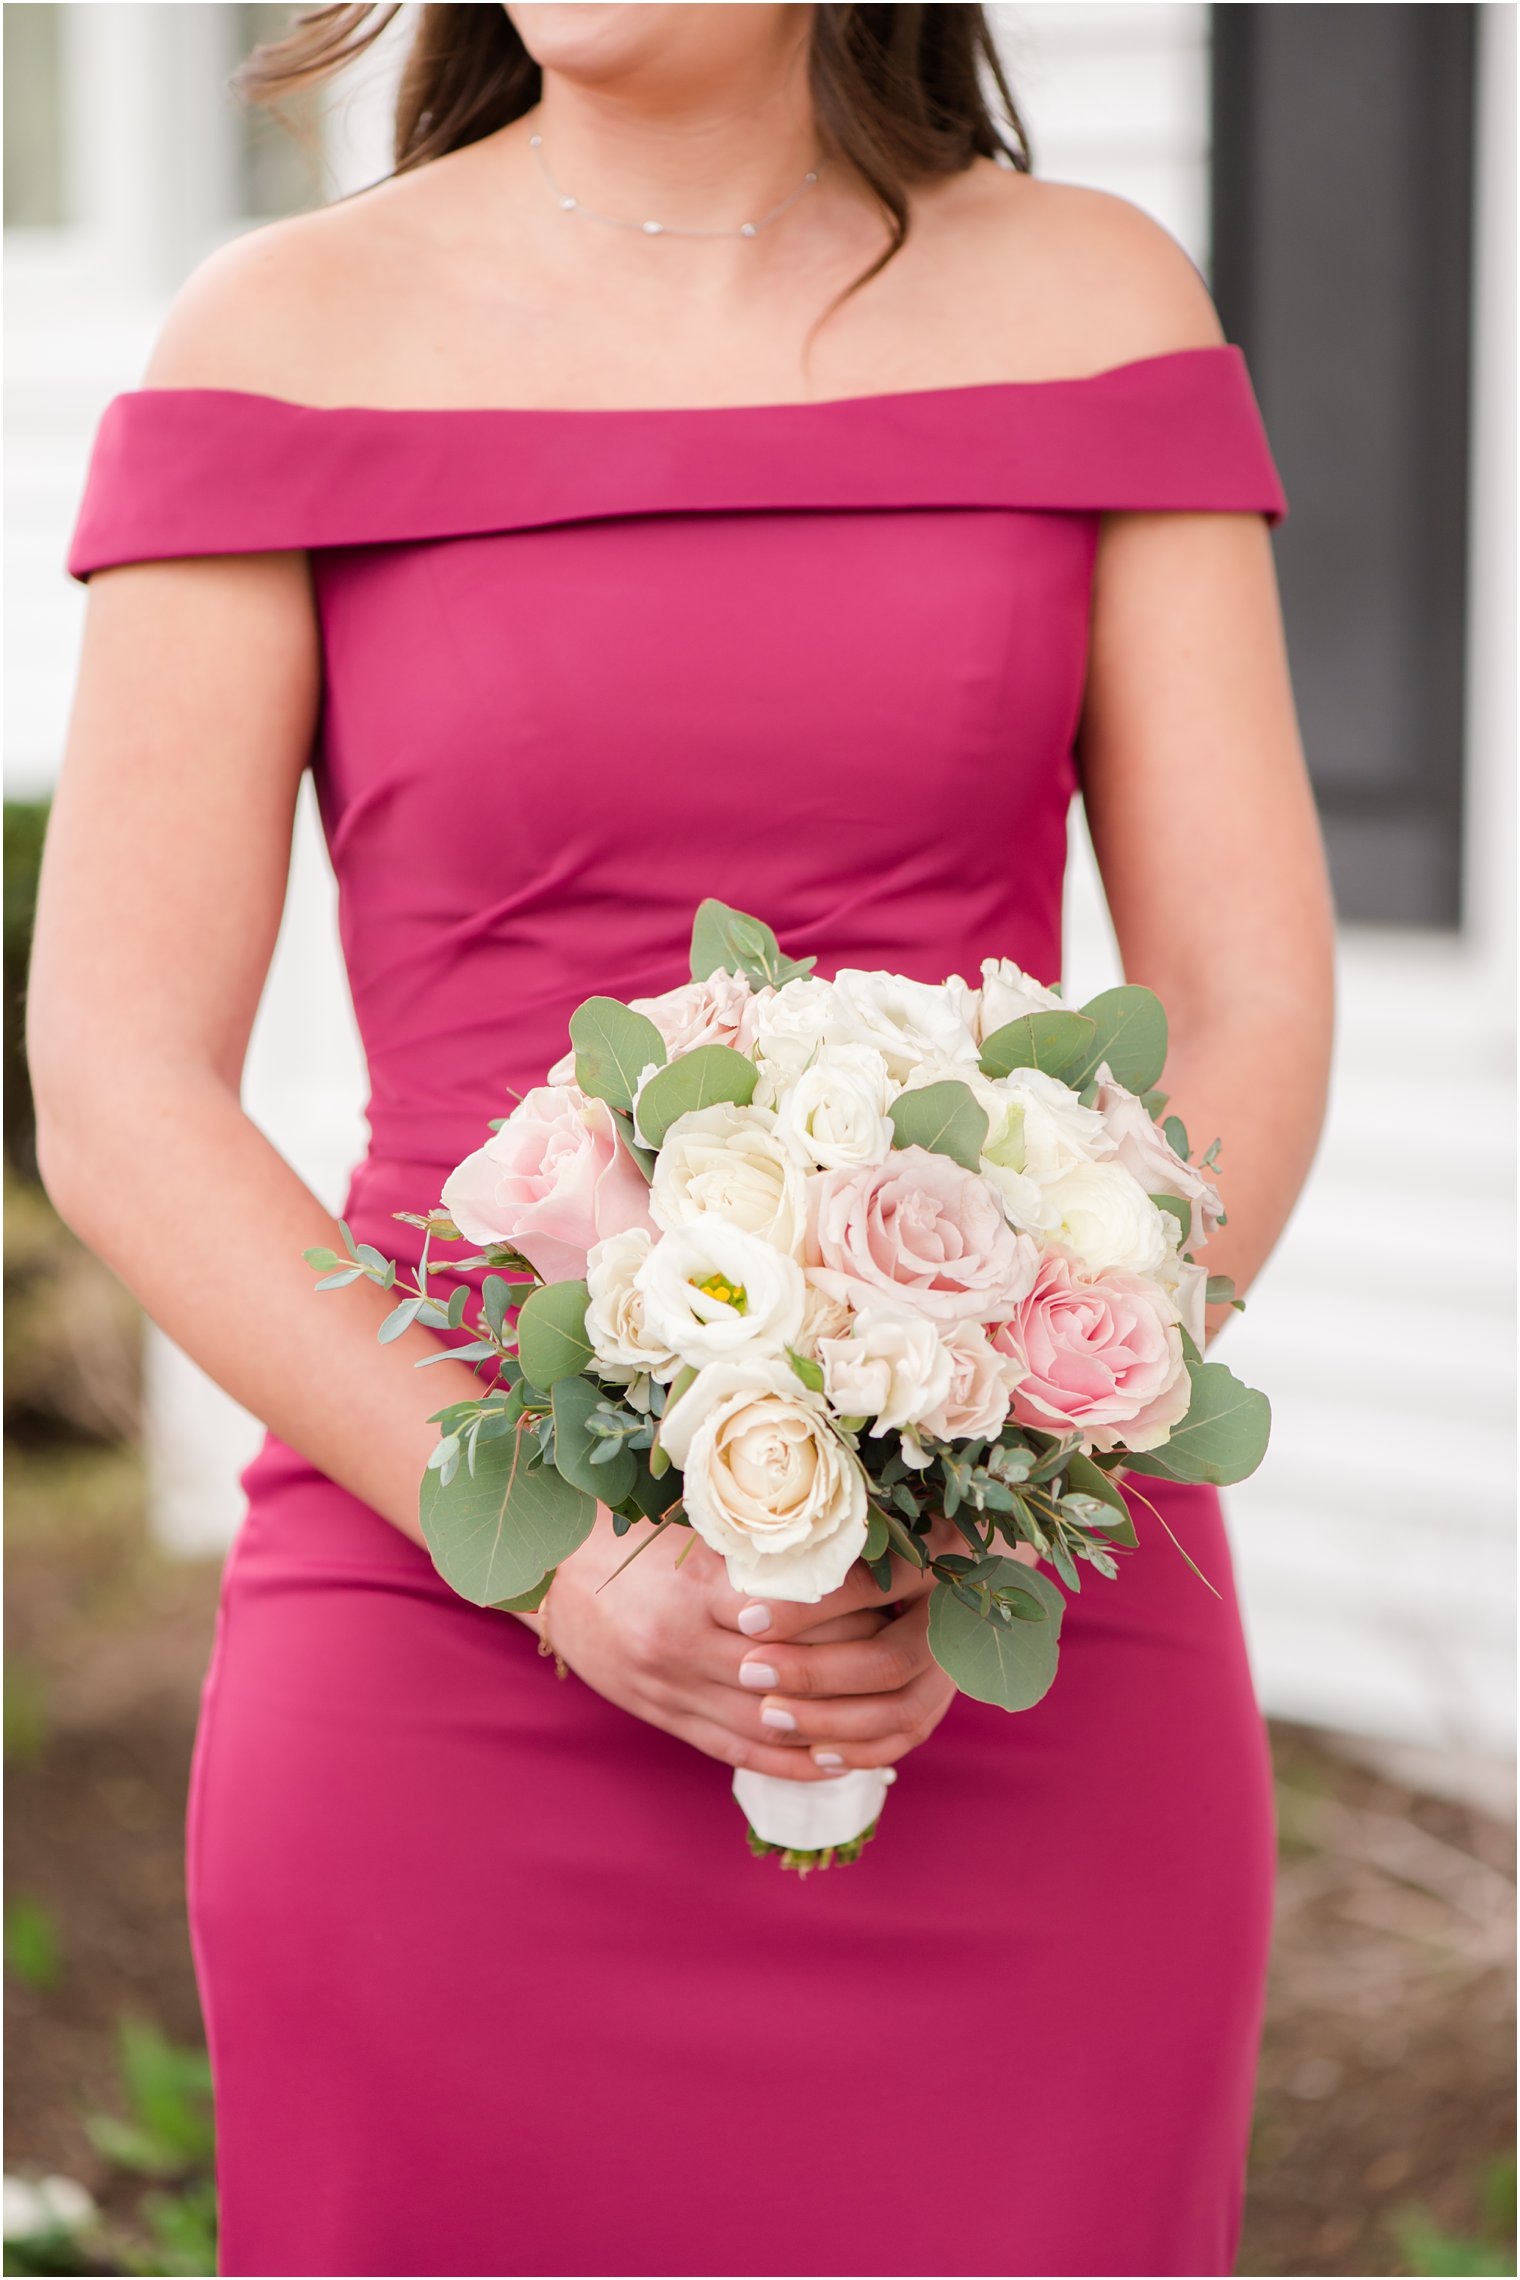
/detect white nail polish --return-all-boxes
[739,1661,779,1691]
[814,1750,845,1769]
[761,1706,796,1733]
[737,1603,772,1637]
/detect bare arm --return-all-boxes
[1077,504,1335,1332]
[28,548,486,1537]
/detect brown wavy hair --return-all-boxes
[237,4,1031,293]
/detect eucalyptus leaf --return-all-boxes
[314,1267,363,1290]
[863,1505,891,1565]
[493,1569,557,1615]
[927,1558,1065,1709]
[978,1010,1096,1083]
[515,1280,593,1388]
[378,1297,424,1344]
[419,1428,595,1606]
[569,996,667,1114]
[482,1275,515,1340]
[689,898,816,990]
[887,1080,989,1174]
[551,1374,637,1506]
[1120,1361,1271,1487]
[1068,984,1169,1092]
[1062,1449,1135,1538]
[1162,1113,1190,1160]
[635,1044,758,1149]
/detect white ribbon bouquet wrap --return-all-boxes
[308,901,1270,1873]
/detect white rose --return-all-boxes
[658,1357,869,1601]
[818,1309,954,1436]
[584,1229,679,1408]
[636,1220,806,1369]
[772,1044,894,1171]
[1042,1160,1172,1278]
[650,1103,807,1255]
[831,969,980,1084]
[1096,1076,1223,1252]
[977,957,1065,1041]
[967,1067,1113,1229]
[916,1322,1012,1442]
[752,976,861,1088]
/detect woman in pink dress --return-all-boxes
[31,7,1334,2274]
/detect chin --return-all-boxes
[506,3,794,88]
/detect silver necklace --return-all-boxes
[528,134,819,240]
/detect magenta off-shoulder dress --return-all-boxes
[69,348,1287,2280]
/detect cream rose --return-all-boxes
[584,1229,679,1407]
[649,1103,807,1255]
[794,1275,856,1356]
[1097,1076,1224,1252]
[635,1220,806,1370]
[1041,1159,1172,1278]
[771,1043,894,1172]
[916,1322,1012,1442]
[658,1357,869,1600]
[830,969,980,1085]
[818,1309,954,1436]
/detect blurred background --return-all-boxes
[3,4,1515,2274]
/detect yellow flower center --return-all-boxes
[690,1271,749,1315]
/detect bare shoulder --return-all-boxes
[141,156,469,403]
[926,165,1225,378]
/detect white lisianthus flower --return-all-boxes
[818,1309,954,1436]
[658,1357,869,1601]
[751,976,860,1088]
[977,956,1065,1041]
[916,1322,1012,1441]
[636,1219,806,1369]
[1157,1249,1210,1353]
[1096,1075,1224,1252]
[650,1103,808,1256]
[772,1043,894,1171]
[1041,1160,1172,1278]
[584,1229,679,1409]
[831,969,980,1085]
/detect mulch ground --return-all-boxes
[5,1441,1515,2277]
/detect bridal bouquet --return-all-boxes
[307,900,1269,1869]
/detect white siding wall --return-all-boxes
[6,5,1514,1761]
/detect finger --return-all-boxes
[736,1598,931,1702]
[802,1675,959,1771]
[754,1665,953,1746]
[706,1554,918,1640]
[665,1708,855,1782]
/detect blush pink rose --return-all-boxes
[546,971,765,1084]
[441,1084,653,1284]
[807,1146,1039,1325]
[992,1253,1190,1452]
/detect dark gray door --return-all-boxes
[1211,3,1476,928]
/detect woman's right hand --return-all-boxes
[536,1507,896,1782]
